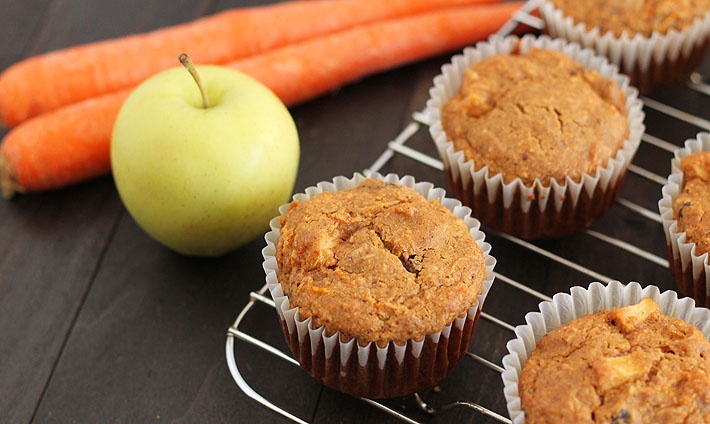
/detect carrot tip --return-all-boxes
[0,153,21,199]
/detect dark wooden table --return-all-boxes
[2,1,710,423]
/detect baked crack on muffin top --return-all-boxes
[674,152,710,256]
[275,179,487,345]
[550,0,710,37]
[519,298,710,423]
[441,48,629,187]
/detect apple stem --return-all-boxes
[179,53,210,109]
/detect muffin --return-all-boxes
[537,0,710,93]
[660,132,710,307]
[673,153,710,254]
[502,281,710,424]
[442,48,628,187]
[521,298,710,423]
[263,173,496,399]
[426,35,644,239]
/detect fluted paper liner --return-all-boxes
[659,132,710,307]
[425,35,645,239]
[262,172,496,398]
[501,281,710,424]
[537,0,710,93]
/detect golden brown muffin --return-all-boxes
[519,298,710,424]
[550,0,710,37]
[674,152,710,256]
[441,48,628,187]
[275,179,486,345]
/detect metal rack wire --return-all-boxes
[226,2,710,422]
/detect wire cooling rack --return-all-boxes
[226,2,710,422]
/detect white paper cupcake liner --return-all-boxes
[425,34,644,239]
[537,0,710,93]
[262,172,496,398]
[659,132,710,307]
[501,280,710,424]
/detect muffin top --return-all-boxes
[674,152,710,255]
[441,49,628,187]
[519,298,710,424]
[275,179,487,345]
[550,0,710,37]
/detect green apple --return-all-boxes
[111,58,299,256]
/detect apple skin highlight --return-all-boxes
[111,65,300,256]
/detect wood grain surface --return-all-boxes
[1,1,709,423]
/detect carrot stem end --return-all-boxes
[178,53,210,109]
[0,153,21,199]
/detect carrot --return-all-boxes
[0,0,500,128]
[231,2,524,106]
[0,91,130,197]
[0,2,522,198]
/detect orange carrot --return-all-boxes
[0,2,522,198]
[0,91,130,197]
[231,2,524,106]
[0,0,500,128]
